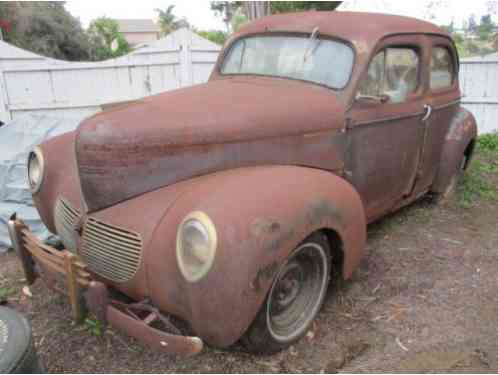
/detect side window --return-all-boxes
[358,47,419,103]
[430,47,454,90]
[358,51,385,96]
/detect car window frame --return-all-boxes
[428,38,459,95]
[217,32,357,92]
[349,33,430,109]
[356,44,423,104]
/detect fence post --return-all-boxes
[178,28,193,88]
[0,61,11,123]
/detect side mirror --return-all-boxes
[355,93,390,104]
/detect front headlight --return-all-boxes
[27,147,44,194]
[176,211,217,282]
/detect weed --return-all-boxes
[84,316,104,337]
[477,132,498,154]
[0,286,15,301]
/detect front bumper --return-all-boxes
[7,214,203,356]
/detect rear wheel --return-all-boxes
[241,233,331,354]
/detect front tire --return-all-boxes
[241,233,331,354]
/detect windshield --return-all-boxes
[221,35,354,89]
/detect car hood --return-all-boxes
[76,77,346,212]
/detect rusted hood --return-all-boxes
[76,77,346,212]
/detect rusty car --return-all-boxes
[8,11,477,356]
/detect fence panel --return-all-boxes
[0,28,220,123]
[460,56,498,134]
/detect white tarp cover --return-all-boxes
[0,115,79,250]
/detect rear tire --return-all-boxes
[241,232,331,354]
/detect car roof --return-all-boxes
[236,11,449,45]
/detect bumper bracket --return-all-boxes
[7,215,204,356]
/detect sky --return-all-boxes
[65,0,227,30]
[65,0,498,31]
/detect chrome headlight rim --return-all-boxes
[27,146,45,194]
[176,211,217,283]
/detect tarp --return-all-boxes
[0,115,79,250]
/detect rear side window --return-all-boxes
[430,47,454,89]
[358,47,419,103]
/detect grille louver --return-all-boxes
[54,198,80,252]
[54,197,142,283]
[80,217,142,283]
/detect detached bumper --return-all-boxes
[7,214,203,356]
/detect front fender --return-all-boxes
[431,107,477,193]
[146,165,366,347]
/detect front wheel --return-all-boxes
[241,233,331,354]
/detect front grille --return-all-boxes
[80,217,142,283]
[54,198,80,252]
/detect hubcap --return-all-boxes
[266,242,329,343]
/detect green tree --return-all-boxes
[270,1,342,13]
[231,7,248,32]
[210,1,342,33]
[0,2,90,61]
[87,17,131,60]
[155,5,189,36]
[196,30,228,45]
[468,14,478,33]
[478,14,495,41]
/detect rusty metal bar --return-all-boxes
[7,215,37,285]
[64,252,86,323]
[107,305,204,356]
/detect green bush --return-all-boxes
[478,132,498,153]
[457,132,498,207]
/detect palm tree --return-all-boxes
[155,5,179,36]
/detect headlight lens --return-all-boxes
[176,211,217,282]
[27,147,44,193]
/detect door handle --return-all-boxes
[421,104,432,122]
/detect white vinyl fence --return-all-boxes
[0,32,497,134]
[460,53,498,134]
[0,28,221,123]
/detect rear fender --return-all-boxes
[431,107,477,193]
[146,165,366,347]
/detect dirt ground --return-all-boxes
[1,166,497,372]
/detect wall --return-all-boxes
[122,31,159,46]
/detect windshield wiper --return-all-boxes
[303,26,320,62]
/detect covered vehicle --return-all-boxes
[9,11,477,355]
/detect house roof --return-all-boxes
[116,19,160,33]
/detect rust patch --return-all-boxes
[251,218,281,237]
[353,40,369,56]
[251,261,279,292]
[446,109,469,141]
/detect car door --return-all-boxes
[345,35,429,222]
[410,36,461,194]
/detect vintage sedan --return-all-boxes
[9,11,477,355]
